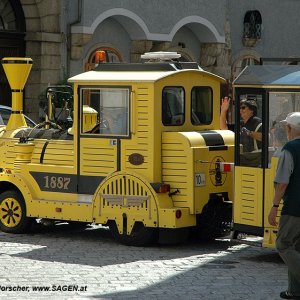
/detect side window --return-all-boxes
[191,87,212,125]
[162,87,185,126]
[269,92,300,164]
[80,87,130,136]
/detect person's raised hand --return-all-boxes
[221,96,230,114]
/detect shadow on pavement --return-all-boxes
[0,222,242,267]
[0,223,285,299]
[0,222,282,267]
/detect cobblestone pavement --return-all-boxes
[0,224,287,300]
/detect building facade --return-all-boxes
[0,0,299,121]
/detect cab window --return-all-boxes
[80,87,130,136]
[162,87,185,126]
[191,87,212,125]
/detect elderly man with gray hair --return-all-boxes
[268,112,300,299]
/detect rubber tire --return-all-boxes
[0,190,33,233]
[109,221,158,246]
[196,198,232,241]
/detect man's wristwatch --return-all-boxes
[272,204,279,208]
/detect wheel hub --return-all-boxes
[0,198,22,227]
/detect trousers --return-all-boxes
[276,215,300,294]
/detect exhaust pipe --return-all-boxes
[1,57,33,130]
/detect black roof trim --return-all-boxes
[94,63,175,72]
[93,62,200,72]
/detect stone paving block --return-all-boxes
[0,227,288,299]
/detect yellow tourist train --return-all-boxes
[0,53,234,246]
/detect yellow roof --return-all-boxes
[68,69,225,83]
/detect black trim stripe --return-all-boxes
[78,176,105,194]
[11,90,23,93]
[29,171,78,194]
[40,141,49,164]
[200,131,225,146]
[29,172,105,195]
[117,139,121,171]
[11,111,23,114]
[1,60,33,64]
[208,145,228,151]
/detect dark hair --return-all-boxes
[240,99,258,116]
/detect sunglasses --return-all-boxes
[240,106,247,110]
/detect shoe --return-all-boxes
[280,291,300,299]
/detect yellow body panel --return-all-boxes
[234,166,263,226]
[262,157,281,248]
[80,137,117,175]
[162,131,234,214]
[31,140,75,166]
[122,84,155,182]
[158,207,195,228]
[28,200,93,222]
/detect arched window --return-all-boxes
[232,56,260,80]
[243,10,262,40]
[0,0,25,32]
[0,0,16,30]
[85,47,123,71]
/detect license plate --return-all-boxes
[195,173,206,187]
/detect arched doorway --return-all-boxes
[0,0,26,106]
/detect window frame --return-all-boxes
[234,88,266,168]
[267,89,300,166]
[79,85,131,138]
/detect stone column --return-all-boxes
[130,40,153,62]
[200,43,231,79]
[200,19,232,80]
[22,0,62,121]
[70,33,92,61]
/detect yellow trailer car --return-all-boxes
[232,64,300,247]
[0,54,234,245]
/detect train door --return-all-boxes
[233,88,266,236]
[77,86,130,196]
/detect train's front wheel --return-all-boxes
[0,191,33,233]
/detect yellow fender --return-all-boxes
[92,171,159,235]
[0,173,34,214]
